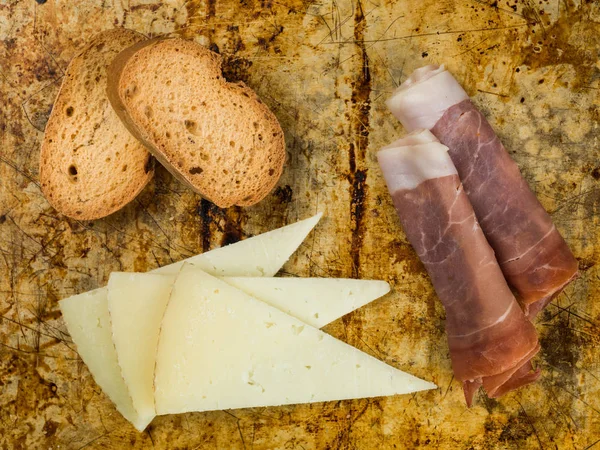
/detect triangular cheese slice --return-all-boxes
[154,268,436,415]
[107,273,173,431]
[155,212,322,277]
[106,271,390,428]
[60,290,138,426]
[59,213,322,429]
[221,277,390,328]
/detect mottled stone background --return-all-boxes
[1,0,599,448]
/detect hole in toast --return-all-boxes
[66,106,74,117]
[144,105,153,118]
[165,132,171,138]
[125,84,138,98]
[253,122,259,129]
[68,165,78,176]
[122,164,128,172]
[189,166,203,175]
[229,141,235,147]
[268,168,275,176]
[200,153,209,161]
[191,105,197,111]
[258,134,263,141]
[184,119,200,135]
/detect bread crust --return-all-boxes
[40,28,154,220]
[107,38,285,208]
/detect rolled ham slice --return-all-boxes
[386,66,578,317]
[377,130,540,405]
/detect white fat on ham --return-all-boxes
[154,268,436,415]
[59,213,322,430]
[386,65,468,131]
[377,130,457,192]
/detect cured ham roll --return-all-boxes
[386,66,578,317]
[378,130,540,405]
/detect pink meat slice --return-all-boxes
[378,131,540,406]
[386,66,578,317]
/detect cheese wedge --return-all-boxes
[107,270,389,428]
[59,213,322,429]
[60,289,138,426]
[154,212,323,277]
[221,277,390,328]
[107,273,173,431]
[154,268,436,415]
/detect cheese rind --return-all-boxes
[154,269,436,415]
[221,277,390,328]
[107,273,174,431]
[59,213,322,430]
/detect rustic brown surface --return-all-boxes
[1,0,599,448]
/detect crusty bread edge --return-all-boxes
[107,38,286,208]
[40,28,155,221]
[106,37,227,206]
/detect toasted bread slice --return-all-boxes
[107,38,285,208]
[40,29,153,220]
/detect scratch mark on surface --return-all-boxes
[322,24,531,45]
[516,399,544,449]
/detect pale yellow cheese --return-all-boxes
[154,212,322,277]
[107,273,173,431]
[59,290,138,426]
[154,268,436,415]
[107,270,388,429]
[59,213,322,430]
[221,277,390,328]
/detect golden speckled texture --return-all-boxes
[1,0,599,448]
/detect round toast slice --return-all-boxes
[106,38,285,208]
[40,28,154,220]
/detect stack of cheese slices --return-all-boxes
[60,214,436,431]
